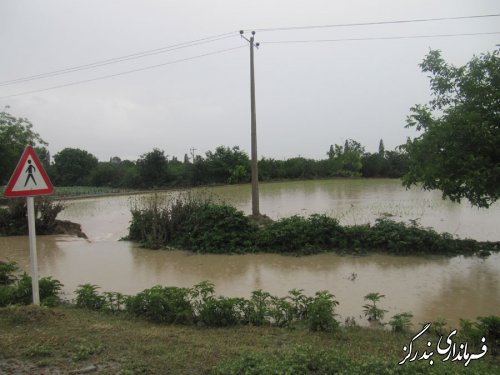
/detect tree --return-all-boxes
[204,146,250,184]
[0,110,48,184]
[402,49,499,208]
[136,148,169,188]
[53,148,98,186]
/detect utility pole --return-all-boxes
[190,147,197,162]
[240,30,260,217]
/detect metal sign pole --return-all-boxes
[26,196,40,305]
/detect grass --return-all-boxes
[0,305,498,374]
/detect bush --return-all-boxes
[0,261,19,285]
[75,284,107,310]
[307,291,339,332]
[0,267,62,307]
[198,296,241,327]
[389,312,413,333]
[126,286,193,324]
[0,198,65,236]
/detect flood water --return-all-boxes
[1,179,499,327]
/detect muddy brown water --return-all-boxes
[1,179,499,328]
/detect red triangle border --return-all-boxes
[4,146,54,197]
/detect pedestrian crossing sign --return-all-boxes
[4,146,54,197]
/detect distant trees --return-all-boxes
[402,49,500,207]
[362,139,408,178]
[0,110,409,189]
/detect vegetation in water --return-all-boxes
[362,292,388,322]
[0,198,86,237]
[127,193,499,256]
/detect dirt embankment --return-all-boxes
[52,220,87,239]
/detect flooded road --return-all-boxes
[1,179,499,327]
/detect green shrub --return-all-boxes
[0,261,19,286]
[0,272,62,307]
[198,296,241,327]
[389,312,413,333]
[0,198,65,236]
[238,290,272,326]
[307,291,339,332]
[475,316,500,356]
[75,284,107,310]
[126,286,193,324]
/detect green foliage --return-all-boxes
[362,292,387,321]
[307,291,339,332]
[0,261,19,285]
[0,198,65,236]
[125,285,193,324]
[211,344,494,375]
[0,110,48,184]
[460,316,500,356]
[402,49,500,208]
[128,197,497,256]
[389,312,413,333]
[136,148,169,188]
[128,193,257,252]
[0,265,62,307]
[197,296,242,327]
[53,147,99,186]
[75,284,107,310]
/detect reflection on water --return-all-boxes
[1,179,499,328]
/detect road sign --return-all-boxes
[4,146,54,197]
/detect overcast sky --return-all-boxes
[1,0,498,162]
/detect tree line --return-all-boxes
[0,138,408,190]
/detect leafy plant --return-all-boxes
[362,292,387,322]
[125,286,193,324]
[238,289,271,326]
[307,291,339,332]
[389,312,413,333]
[197,296,241,327]
[75,284,106,310]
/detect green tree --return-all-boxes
[0,110,48,184]
[204,146,250,184]
[136,148,169,188]
[53,148,98,186]
[402,49,500,208]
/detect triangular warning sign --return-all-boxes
[4,146,54,197]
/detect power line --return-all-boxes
[261,31,500,44]
[0,45,245,99]
[249,14,500,33]
[0,32,237,87]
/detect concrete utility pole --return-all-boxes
[240,30,260,217]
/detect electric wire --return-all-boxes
[0,45,245,100]
[249,14,500,33]
[261,31,500,44]
[2,14,499,99]
[0,32,237,87]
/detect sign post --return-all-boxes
[3,146,54,305]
